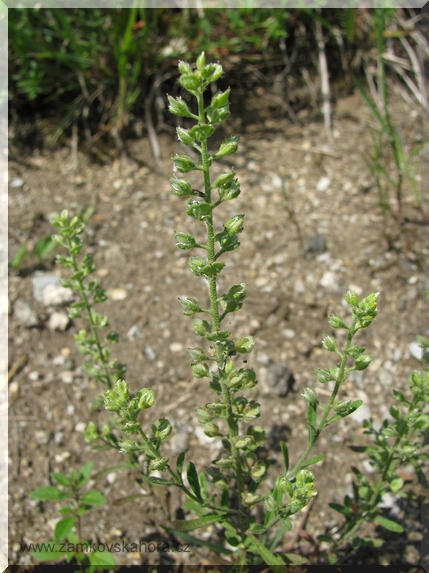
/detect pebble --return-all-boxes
[169,342,183,353]
[11,177,24,188]
[261,361,295,397]
[306,235,327,254]
[316,176,331,192]
[409,341,423,361]
[42,284,74,306]
[9,381,19,403]
[13,297,39,327]
[61,371,74,384]
[107,288,127,301]
[35,430,49,445]
[55,451,71,463]
[145,346,157,361]
[47,312,70,331]
[66,404,75,416]
[127,324,141,340]
[319,271,340,291]
[54,431,64,445]
[28,371,40,381]
[106,472,117,485]
[378,368,393,386]
[75,422,86,432]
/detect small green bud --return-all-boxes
[173,232,199,250]
[225,214,244,235]
[202,422,221,437]
[235,335,254,354]
[302,387,318,404]
[276,475,293,496]
[150,457,169,471]
[201,62,223,83]
[152,418,172,441]
[170,178,193,197]
[188,347,210,362]
[328,314,348,329]
[192,318,212,337]
[178,61,193,75]
[264,494,278,513]
[322,334,338,352]
[196,407,214,423]
[191,362,210,378]
[315,367,338,384]
[167,95,194,118]
[345,290,360,307]
[178,296,202,316]
[243,400,261,420]
[218,179,240,202]
[176,127,195,146]
[137,388,155,410]
[355,354,372,371]
[214,136,239,158]
[206,106,230,125]
[210,87,231,109]
[104,380,129,412]
[215,231,240,252]
[186,200,213,220]
[179,73,202,95]
[189,124,215,141]
[235,436,253,449]
[214,171,236,188]
[244,452,257,468]
[196,51,206,70]
[118,440,140,454]
[83,421,99,444]
[333,400,351,415]
[251,462,267,480]
[188,256,206,276]
[172,154,198,173]
[205,401,224,413]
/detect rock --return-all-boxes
[32,273,60,301]
[306,235,327,254]
[13,297,39,327]
[260,360,295,397]
[127,324,141,340]
[317,176,331,192]
[145,346,157,361]
[47,312,70,331]
[11,177,24,188]
[349,390,371,424]
[107,288,127,301]
[409,341,423,361]
[319,271,340,291]
[170,342,183,353]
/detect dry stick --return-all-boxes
[8,353,27,384]
[315,10,332,142]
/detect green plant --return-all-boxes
[353,9,428,229]
[9,234,56,269]
[37,54,386,569]
[29,461,116,571]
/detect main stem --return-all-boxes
[197,92,247,533]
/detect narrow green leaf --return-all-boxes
[78,461,94,486]
[374,515,404,532]
[247,534,285,567]
[31,541,65,561]
[10,241,27,268]
[54,517,75,542]
[51,473,70,488]
[280,441,289,474]
[301,454,325,468]
[172,513,225,532]
[147,476,175,486]
[30,486,69,501]
[186,462,202,500]
[176,452,185,480]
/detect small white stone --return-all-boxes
[28,371,40,381]
[169,342,183,353]
[107,288,127,301]
[106,472,117,484]
[35,430,49,445]
[317,176,331,192]
[75,422,86,432]
[282,329,295,339]
[42,284,74,306]
[55,451,71,463]
[48,312,70,331]
[66,404,75,416]
[11,177,24,188]
[61,371,74,384]
[409,342,423,361]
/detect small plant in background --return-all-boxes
[353,8,428,236]
[29,461,115,571]
[28,52,428,568]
